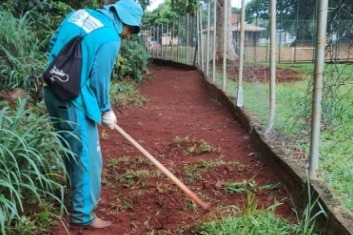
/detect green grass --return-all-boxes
[214,62,353,213]
[196,211,298,235]
[197,192,291,235]
[0,11,46,92]
[197,183,325,235]
[184,158,225,183]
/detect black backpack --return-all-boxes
[43,35,84,100]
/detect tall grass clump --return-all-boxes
[0,10,46,92]
[0,99,70,235]
[294,181,327,235]
[196,188,326,235]
[196,192,297,235]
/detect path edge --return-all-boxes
[150,58,353,235]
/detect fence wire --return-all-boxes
[143,0,353,213]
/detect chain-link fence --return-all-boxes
[142,0,353,215]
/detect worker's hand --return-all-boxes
[102,110,117,130]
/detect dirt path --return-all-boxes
[52,63,296,235]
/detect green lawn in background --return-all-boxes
[214,62,353,213]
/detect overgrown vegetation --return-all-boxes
[196,185,325,235]
[0,99,69,235]
[0,11,46,92]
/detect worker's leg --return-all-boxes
[43,88,102,225]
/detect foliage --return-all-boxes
[56,0,100,9]
[143,0,179,28]
[0,11,46,92]
[0,99,69,235]
[0,0,52,18]
[294,182,327,235]
[0,0,149,97]
[110,79,147,109]
[246,0,353,44]
[26,1,73,51]
[113,36,149,82]
[1,1,72,50]
[246,0,318,44]
[170,0,200,15]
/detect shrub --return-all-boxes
[113,36,149,82]
[0,11,46,92]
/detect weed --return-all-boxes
[117,169,151,188]
[184,159,223,183]
[109,195,134,212]
[223,180,258,194]
[173,135,191,147]
[172,135,217,156]
[294,179,327,234]
[186,140,215,155]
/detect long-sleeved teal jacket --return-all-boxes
[48,8,123,123]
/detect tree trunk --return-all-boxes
[216,0,238,64]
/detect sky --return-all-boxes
[146,0,244,12]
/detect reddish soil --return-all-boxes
[51,63,297,235]
[219,65,302,83]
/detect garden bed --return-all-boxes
[50,59,352,234]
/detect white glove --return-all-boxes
[102,110,117,129]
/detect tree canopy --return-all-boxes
[245,0,353,44]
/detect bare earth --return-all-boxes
[51,63,296,235]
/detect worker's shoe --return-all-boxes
[87,218,112,229]
[71,217,112,229]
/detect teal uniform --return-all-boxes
[43,5,136,225]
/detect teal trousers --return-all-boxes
[44,88,102,224]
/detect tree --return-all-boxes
[246,0,318,45]
[215,0,237,63]
[171,0,237,63]
[327,0,353,43]
[170,0,199,16]
[246,0,353,46]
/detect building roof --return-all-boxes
[232,23,267,32]
[202,13,266,33]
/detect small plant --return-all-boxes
[184,159,224,183]
[175,224,192,234]
[117,169,151,188]
[110,79,147,108]
[109,195,134,213]
[186,140,216,155]
[106,156,130,169]
[106,156,152,169]
[173,135,191,147]
[294,180,327,235]
[172,135,217,156]
[244,192,258,214]
[223,180,258,194]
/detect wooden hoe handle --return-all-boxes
[112,124,209,210]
